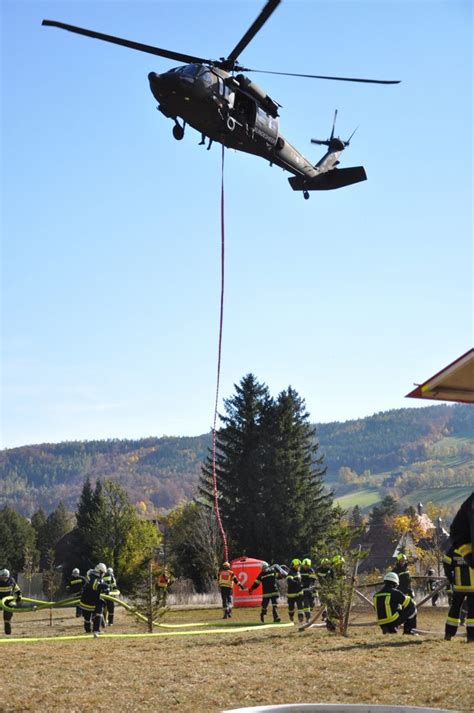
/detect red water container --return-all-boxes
[231,556,264,607]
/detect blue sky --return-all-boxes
[1,0,472,448]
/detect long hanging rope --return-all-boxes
[211,145,229,563]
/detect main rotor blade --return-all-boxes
[42,20,210,65]
[239,67,401,84]
[225,0,280,66]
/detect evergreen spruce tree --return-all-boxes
[200,374,271,556]
[200,375,332,564]
[261,387,332,563]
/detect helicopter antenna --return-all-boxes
[330,109,338,141]
[345,126,359,146]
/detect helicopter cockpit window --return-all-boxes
[197,69,213,87]
[177,64,201,78]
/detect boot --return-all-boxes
[4,622,11,635]
[272,606,280,623]
[108,615,114,626]
[260,611,265,623]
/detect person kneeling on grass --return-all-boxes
[373,571,417,635]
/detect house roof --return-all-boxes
[406,348,474,404]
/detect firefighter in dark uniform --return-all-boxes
[316,557,337,631]
[79,562,109,637]
[66,567,86,618]
[373,571,417,634]
[218,562,244,619]
[391,554,417,633]
[300,558,318,622]
[286,559,305,625]
[0,569,21,636]
[103,567,117,626]
[443,543,474,642]
[248,561,284,623]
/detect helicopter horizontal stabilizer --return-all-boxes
[288,166,367,192]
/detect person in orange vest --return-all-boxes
[218,562,244,619]
[156,567,174,607]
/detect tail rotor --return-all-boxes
[311,110,357,151]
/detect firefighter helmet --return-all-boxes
[291,558,302,567]
[302,558,312,567]
[260,561,269,570]
[95,563,107,574]
[72,568,80,576]
[107,567,114,574]
[396,553,407,562]
[0,568,10,579]
[428,568,435,575]
[384,572,400,585]
[222,562,230,569]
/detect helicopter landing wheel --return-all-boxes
[303,190,310,200]
[172,122,185,141]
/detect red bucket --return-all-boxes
[231,556,264,607]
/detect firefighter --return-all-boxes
[0,569,21,636]
[373,572,417,634]
[218,561,244,619]
[79,562,109,637]
[443,542,474,642]
[248,561,284,623]
[286,559,305,625]
[392,553,415,598]
[315,557,337,631]
[300,558,318,622]
[156,567,174,607]
[103,567,117,626]
[66,567,86,618]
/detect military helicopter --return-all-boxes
[42,0,399,199]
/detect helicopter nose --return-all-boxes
[148,71,162,100]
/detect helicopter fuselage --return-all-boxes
[148,63,319,180]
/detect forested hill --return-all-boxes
[1,404,472,516]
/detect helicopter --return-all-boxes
[42,0,399,200]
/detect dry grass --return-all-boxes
[0,604,471,712]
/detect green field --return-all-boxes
[334,488,381,512]
[334,484,473,516]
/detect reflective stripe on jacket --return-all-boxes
[373,586,411,625]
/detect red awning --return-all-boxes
[406,348,474,404]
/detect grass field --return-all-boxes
[0,602,472,712]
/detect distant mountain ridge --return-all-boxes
[0,404,472,516]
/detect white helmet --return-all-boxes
[0,568,10,579]
[384,572,399,586]
[72,568,80,576]
[95,563,107,574]
[107,567,114,574]
[260,561,269,570]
